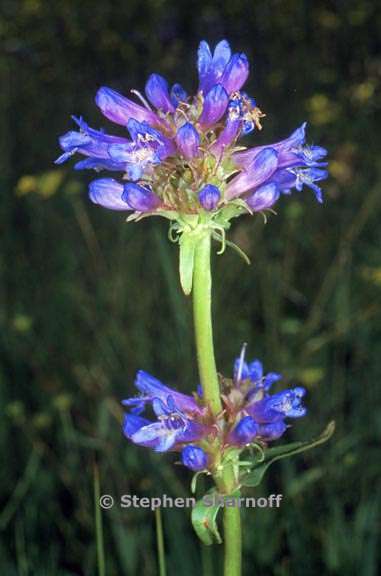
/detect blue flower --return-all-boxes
[233,352,282,391]
[56,39,328,218]
[230,122,329,206]
[122,370,211,454]
[228,416,258,446]
[229,347,307,443]
[246,387,307,423]
[122,350,307,468]
[123,392,209,453]
[181,445,208,471]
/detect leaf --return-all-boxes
[191,491,223,546]
[241,421,335,487]
[179,233,199,295]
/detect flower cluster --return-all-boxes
[56,40,328,221]
[122,348,306,472]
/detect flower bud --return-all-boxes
[198,184,221,211]
[181,445,208,471]
[175,123,200,159]
[170,83,188,107]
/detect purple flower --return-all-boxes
[122,371,210,454]
[56,39,328,219]
[122,350,307,468]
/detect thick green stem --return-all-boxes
[192,232,222,416]
[223,506,242,576]
[192,231,242,576]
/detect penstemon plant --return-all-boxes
[56,39,334,576]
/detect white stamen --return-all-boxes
[236,342,248,383]
[130,89,153,111]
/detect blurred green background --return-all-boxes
[1,0,380,574]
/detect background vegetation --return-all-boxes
[1,0,380,574]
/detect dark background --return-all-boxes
[1,1,380,574]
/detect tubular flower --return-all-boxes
[56,39,328,222]
[122,347,306,472]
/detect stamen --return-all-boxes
[211,145,225,176]
[251,107,266,130]
[176,108,190,123]
[130,89,153,111]
[236,342,248,383]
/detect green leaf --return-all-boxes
[179,233,199,295]
[191,491,223,546]
[241,421,335,487]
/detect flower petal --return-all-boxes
[229,416,258,445]
[145,74,175,113]
[131,422,178,452]
[225,148,279,199]
[122,183,161,212]
[95,86,160,126]
[246,182,280,211]
[134,370,202,414]
[220,53,249,94]
[123,413,151,439]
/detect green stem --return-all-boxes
[192,232,222,416]
[192,231,242,576]
[155,508,167,576]
[223,507,242,576]
[93,463,105,576]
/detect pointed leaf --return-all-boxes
[191,490,222,545]
[241,421,335,487]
